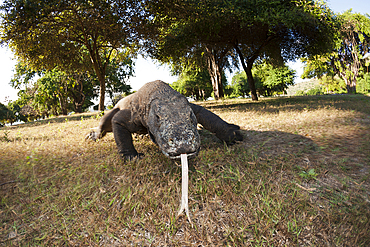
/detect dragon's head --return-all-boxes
[147,96,200,159]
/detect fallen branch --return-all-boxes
[295,182,316,192]
[0,181,17,187]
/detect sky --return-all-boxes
[1,0,370,104]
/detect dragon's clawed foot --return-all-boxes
[85,129,99,141]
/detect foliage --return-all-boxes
[254,64,296,97]
[302,11,370,93]
[146,0,335,101]
[0,102,14,126]
[103,55,134,101]
[9,88,39,122]
[295,87,323,96]
[357,73,370,94]
[286,78,317,96]
[0,0,140,110]
[9,58,133,116]
[319,75,347,94]
[230,63,295,97]
[0,100,30,126]
[145,5,234,100]
[171,66,213,101]
[299,168,318,181]
[34,69,73,115]
[231,0,335,100]
[229,71,249,98]
[9,62,41,89]
[292,76,346,96]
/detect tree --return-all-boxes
[230,72,250,98]
[147,0,335,101]
[229,0,335,100]
[7,100,26,123]
[11,89,37,122]
[68,72,93,114]
[319,75,347,94]
[35,69,73,115]
[145,1,236,99]
[1,0,140,110]
[9,53,133,115]
[104,55,134,102]
[255,64,295,97]
[302,11,370,93]
[10,63,72,116]
[357,73,370,94]
[171,66,214,101]
[0,102,15,126]
[230,63,295,97]
[335,11,370,93]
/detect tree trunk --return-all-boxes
[245,61,259,101]
[234,44,258,101]
[85,39,111,111]
[340,72,357,94]
[74,102,83,113]
[58,95,68,115]
[90,59,106,111]
[346,78,357,93]
[98,77,106,111]
[91,63,107,111]
[205,47,224,100]
[70,75,86,113]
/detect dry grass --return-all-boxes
[1,95,370,246]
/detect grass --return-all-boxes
[1,94,370,246]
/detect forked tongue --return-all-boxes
[177,153,193,225]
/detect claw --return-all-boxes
[85,128,99,141]
[121,153,144,161]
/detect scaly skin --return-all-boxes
[86,80,243,160]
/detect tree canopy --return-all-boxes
[0,102,15,126]
[171,66,221,101]
[146,0,335,100]
[302,10,370,93]
[9,58,133,117]
[1,0,141,110]
[231,63,295,97]
[2,0,362,111]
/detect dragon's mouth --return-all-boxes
[169,151,198,160]
[162,150,199,160]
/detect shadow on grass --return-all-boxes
[199,128,318,161]
[198,94,370,115]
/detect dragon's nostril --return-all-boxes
[169,138,174,145]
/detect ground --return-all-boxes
[1,94,369,246]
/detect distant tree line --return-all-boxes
[301,10,370,95]
[0,0,369,125]
[171,62,295,100]
[0,56,133,126]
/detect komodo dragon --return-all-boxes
[86,80,243,223]
[86,80,243,160]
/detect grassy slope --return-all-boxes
[1,95,370,246]
[286,78,321,96]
